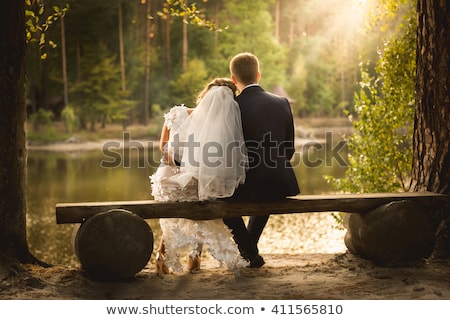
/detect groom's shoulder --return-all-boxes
[240,87,287,104]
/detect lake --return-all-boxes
[26,139,349,267]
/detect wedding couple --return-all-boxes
[150,52,300,274]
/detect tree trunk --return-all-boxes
[411,0,450,259]
[61,15,69,108]
[142,0,151,124]
[118,1,129,129]
[0,0,43,276]
[165,13,172,79]
[118,1,126,94]
[412,0,450,195]
[76,35,82,83]
[274,0,280,42]
[182,0,188,73]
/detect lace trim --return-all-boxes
[163,105,187,130]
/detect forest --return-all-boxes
[25,0,391,133]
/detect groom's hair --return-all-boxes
[230,52,259,85]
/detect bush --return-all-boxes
[61,105,77,134]
[29,108,54,131]
[327,9,416,194]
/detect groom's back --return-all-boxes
[232,86,300,201]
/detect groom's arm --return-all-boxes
[284,101,296,161]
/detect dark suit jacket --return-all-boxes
[231,85,300,201]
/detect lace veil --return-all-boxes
[174,85,248,200]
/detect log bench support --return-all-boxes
[56,192,449,280]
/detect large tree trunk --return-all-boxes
[0,0,33,274]
[412,0,450,195]
[411,0,450,259]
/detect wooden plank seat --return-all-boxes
[56,192,449,224]
[55,192,449,280]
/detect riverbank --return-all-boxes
[2,252,450,300]
[26,117,354,152]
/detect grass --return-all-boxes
[27,119,163,145]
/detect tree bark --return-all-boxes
[412,0,450,259]
[0,0,39,273]
[411,0,450,195]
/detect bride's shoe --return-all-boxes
[187,255,201,272]
[155,251,170,274]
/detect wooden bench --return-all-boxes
[56,192,449,280]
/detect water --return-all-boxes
[26,142,349,267]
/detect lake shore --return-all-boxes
[26,117,354,152]
[2,252,450,300]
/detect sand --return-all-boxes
[1,252,449,300]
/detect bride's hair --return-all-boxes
[196,78,237,104]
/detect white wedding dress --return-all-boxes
[150,92,248,272]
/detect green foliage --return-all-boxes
[281,0,370,117]
[169,59,209,107]
[61,105,76,134]
[216,0,288,90]
[286,52,307,114]
[25,0,413,132]
[69,46,133,130]
[29,108,54,131]
[303,55,338,116]
[157,0,222,31]
[25,0,69,59]
[27,126,71,143]
[328,3,416,193]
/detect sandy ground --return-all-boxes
[1,252,449,300]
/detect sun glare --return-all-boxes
[319,0,370,40]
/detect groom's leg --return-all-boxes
[223,217,257,258]
[247,214,270,251]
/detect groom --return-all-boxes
[223,52,300,268]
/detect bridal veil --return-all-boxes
[174,85,248,200]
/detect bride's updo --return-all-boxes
[195,78,237,104]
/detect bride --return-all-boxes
[150,78,248,273]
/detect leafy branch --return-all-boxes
[25,0,69,59]
[157,0,226,31]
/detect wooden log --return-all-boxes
[344,200,436,266]
[73,209,153,281]
[56,192,449,224]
